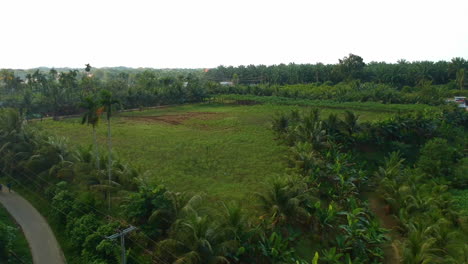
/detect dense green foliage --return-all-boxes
[212,80,463,105]
[215,94,436,112]
[271,109,389,263]
[1,93,467,263]
[271,105,467,263]
[0,204,32,263]
[0,225,16,263]
[0,217,16,261]
[0,109,128,263]
[206,56,468,88]
[1,55,467,120]
[1,54,467,264]
[0,106,312,263]
[377,152,467,263]
[0,66,207,118]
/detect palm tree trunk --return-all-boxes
[460,70,465,90]
[93,126,100,170]
[107,118,112,210]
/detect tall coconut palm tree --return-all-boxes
[80,96,102,170]
[449,57,467,77]
[456,69,465,90]
[85,63,91,73]
[99,89,119,210]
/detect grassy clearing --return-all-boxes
[0,203,32,264]
[36,102,399,209]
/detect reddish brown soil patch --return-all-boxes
[369,195,402,264]
[123,112,223,125]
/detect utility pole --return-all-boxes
[106,226,137,264]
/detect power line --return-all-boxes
[106,226,137,264]
[2,165,150,264]
[1,120,184,263]
[3,171,149,264]
[4,154,170,264]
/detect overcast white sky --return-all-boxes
[1,0,467,69]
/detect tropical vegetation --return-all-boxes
[0,55,467,263]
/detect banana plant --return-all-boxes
[258,232,296,264]
[321,247,343,263]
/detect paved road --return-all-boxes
[0,188,66,264]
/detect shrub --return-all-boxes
[453,157,468,189]
[417,138,458,179]
[0,221,16,259]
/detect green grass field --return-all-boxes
[0,204,32,264]
[36,102,412,207]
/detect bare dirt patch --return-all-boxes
[123,112,223,125]
[369,195,402,264]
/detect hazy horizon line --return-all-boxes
[3,57,467,71]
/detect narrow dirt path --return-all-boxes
[0,188,66,264]
[368,195,402,264]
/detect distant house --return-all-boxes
[454,96,466,108]
[447,96,467,109]
[219,81,233,86]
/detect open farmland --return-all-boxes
[35,101,427,205]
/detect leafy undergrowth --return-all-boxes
[215,94,436,113]
[0,202,32,264]
[7,183,75,264]
[452,189,468,215]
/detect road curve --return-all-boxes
[0,188,66,264]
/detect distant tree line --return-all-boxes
[1,55,467,118]
[0,66,207,118]
[205,55,468,88]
